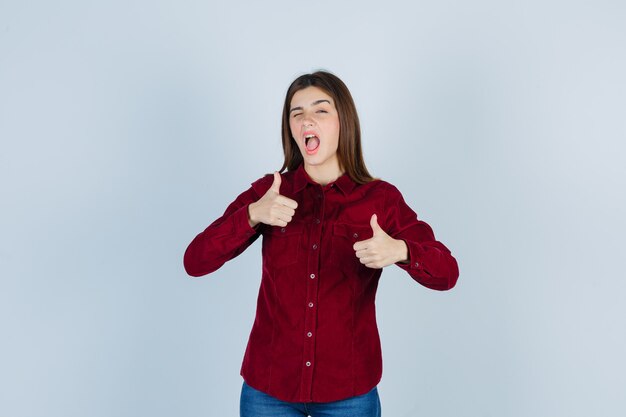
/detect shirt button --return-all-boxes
[307,332,312,337]
[353,233,359,239]
[314,218,320,224]
[308,302,314,308]
[280,227,286,233]
[312,244,318,250]
[310,273,316,279]
[305,361,311,367]
[414,262,419,267]
[316,193,322,198]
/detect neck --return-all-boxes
[304,162,344,186]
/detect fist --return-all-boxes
[353,214,409,269]
[248,172,298,228]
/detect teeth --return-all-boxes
[305,134,316,139]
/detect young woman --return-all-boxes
[183,71,459,417]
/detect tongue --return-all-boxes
[306,137,320,151]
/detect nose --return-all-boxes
[301,112,314,127]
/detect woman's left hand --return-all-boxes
[353,214,409,269]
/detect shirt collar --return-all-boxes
[292,163,356,195]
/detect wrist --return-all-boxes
[396,239,409,264]
[247,203,259,228]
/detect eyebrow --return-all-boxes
[289,99,331,114]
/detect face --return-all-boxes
[288,86,341,174]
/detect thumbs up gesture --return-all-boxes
[248,172,299,228]
[353,214,409,269]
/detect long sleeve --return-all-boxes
[183,185,263,277]
[194,165,458,403]
[383,183,459,290]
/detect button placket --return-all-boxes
[300,186,324,401]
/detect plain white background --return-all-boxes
[1,1,625,416]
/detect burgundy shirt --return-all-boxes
[183,164,459,403]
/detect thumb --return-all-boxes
[270,171,282,194]
[370,214,383,235]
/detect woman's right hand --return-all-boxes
[247,172,298,228]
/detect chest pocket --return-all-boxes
[330,223,373,273]
[262,221,305,269]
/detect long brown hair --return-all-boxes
[279,70,376,184]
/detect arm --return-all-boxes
[183,185,262,277]
[384,184,459,291]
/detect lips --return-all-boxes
[303,130,320,154]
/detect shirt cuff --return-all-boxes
[395,239,424,270]
[232,203,259,237]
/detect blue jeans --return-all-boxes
[240,381,382,417]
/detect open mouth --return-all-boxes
[304,134,320,154]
